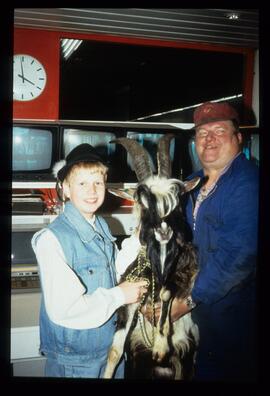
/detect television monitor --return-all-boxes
[12,124,60,181]
[188,137,202,173]
[62,127,125,183]
[239,130,260,164]
[63,128,117,158]
[11,230,37,266]
[61,125,194,183]
[250,134,259,165]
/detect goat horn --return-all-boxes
[157,134,175,178]
[111,138,153,182]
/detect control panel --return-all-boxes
[11,265,40,293]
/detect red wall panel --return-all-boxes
[13,28,254,122]
[13,28,60,120]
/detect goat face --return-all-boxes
[135,176,194,285]
[135,176,182,219]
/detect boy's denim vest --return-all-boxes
[33,202,118,365]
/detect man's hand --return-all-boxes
[170,298,191,321]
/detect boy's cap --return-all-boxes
[53,143,108,182]
[193,101,240,128]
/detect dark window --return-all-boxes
[60,40,246,123]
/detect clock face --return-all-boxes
[13,54,47,101]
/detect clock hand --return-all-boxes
[20,58,25,83]
[18,74,35,86]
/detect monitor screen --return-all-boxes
[63,128,116,159]
[250,134,259,165]
[63,128,123,182]
[188,137,202,173]
[12,124,60,181]
[11,230,37,265]
[61,126,194,183]
[239,131,260,165]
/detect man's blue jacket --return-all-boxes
[185,153,258,380]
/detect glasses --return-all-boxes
[195,128,235,139]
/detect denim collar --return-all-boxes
[63,201,114,244]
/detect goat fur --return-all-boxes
[104,174,200,380]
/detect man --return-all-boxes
[175,101,258,382]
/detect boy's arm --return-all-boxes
[115,232,141,280]
[33,230,125,329]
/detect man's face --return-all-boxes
[195,120,242,170]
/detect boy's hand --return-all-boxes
[119,280,148,304]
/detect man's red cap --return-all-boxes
[193,101,240,128]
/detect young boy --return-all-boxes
[31,143,147,378]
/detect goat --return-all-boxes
[104,134,200,380]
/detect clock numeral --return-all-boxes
[37,68,42,72]
[30,92,34,97]
[31,60,34,65]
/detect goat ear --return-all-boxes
[183,176,201,192]
[108,187,136,202]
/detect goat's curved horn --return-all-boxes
[157,134,175,178]
[111,138,153,182]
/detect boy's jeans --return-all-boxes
[45,354,124,378]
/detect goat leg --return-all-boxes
[170,355,182,379]
[103,303,139,378]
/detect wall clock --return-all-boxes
[13,54,47,101]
